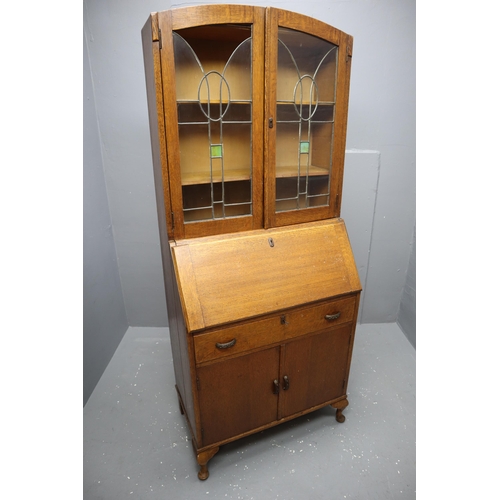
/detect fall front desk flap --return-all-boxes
[171,218,361,333]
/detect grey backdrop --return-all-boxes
[83,0,416,404]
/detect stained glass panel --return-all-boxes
[275,28,338,213]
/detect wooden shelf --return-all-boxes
[276,101,335,106]
[182,168,251,185]
[181,165,329,186]
[181,165,329,185]
[178,100,251,105]
[276,165,329,178]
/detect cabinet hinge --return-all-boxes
[158,28,162,50]
[196,377,200,391]
[171,211,175,230]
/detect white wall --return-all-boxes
[83,0,415,326]
[397,225,416,347]
[83,28,129,405]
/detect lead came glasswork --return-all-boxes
[275,28,338,213]
[173,28,253,222]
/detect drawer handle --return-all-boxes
[325,312,341,321]
[215,338,236,350]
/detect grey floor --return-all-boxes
[83,323,415,499]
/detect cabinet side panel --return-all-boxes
[143,16,199,439]
[163,246,185,403]
[165,244,201,444]
[172,269,200,444]
[142,14,173,239]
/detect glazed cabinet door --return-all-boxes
[279,324,353,418]
[196,346,280,446]
[158,6,265,239]
[264,8,353,228]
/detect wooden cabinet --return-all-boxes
[142,4,359,480]
[196,321,354,446]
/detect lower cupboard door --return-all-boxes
[196,346,280,446]
[281,324,352,418]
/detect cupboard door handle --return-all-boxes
[325,312,341,321]
[283,375,290,391]
[273,379,280,395]
[215,338,236,350]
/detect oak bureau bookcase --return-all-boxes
[142,4,360,480]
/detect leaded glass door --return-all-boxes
[159,6,265,239]
[265,9,353,228]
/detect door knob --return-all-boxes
[273,379,280,394]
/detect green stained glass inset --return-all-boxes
[300,141,310,154]
[211,144,223,158]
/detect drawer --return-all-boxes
[194,295,356,364]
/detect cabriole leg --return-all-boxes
[196,447,219,481]
[331,399,349,423]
